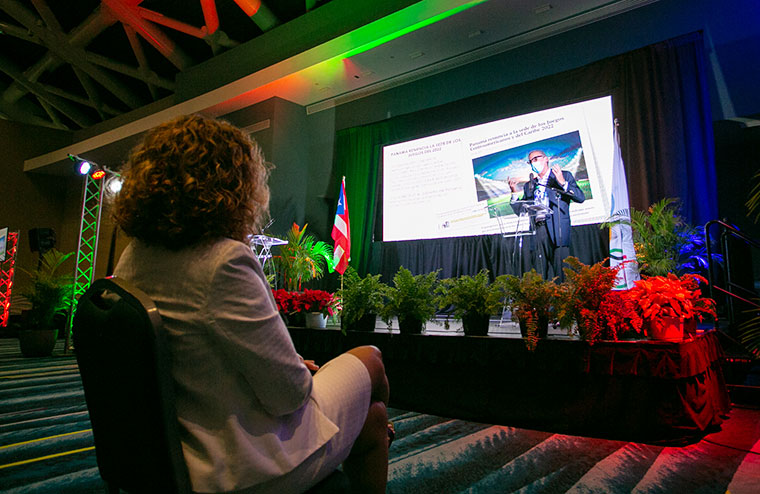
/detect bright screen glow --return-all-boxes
[382,96,616,242]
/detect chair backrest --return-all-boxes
[73,277,192,494]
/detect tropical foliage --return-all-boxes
[747,169,760,223]
[273,223,333,291]
[738,309,760,359]
[604,198,722,277]
[628,198,688,276]
[19,249,74,330]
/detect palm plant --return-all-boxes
[629,198,685,276]
[604,198,721,277]
[274,223,334,291]
[19,249,74,330]
[740,172,760,358]
[746,169,760,223]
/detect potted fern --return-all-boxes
[339,271,387,332]
[556,257,620,344]
[436,270,507,336]
[18,249,74,357]
[381,267,439,334]
[503,270,558,349]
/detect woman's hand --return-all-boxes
[299,355,320,371]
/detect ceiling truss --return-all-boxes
[0,0,312,130]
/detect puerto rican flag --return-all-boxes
[331,177,350,274]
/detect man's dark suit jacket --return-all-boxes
[517,170,585,247]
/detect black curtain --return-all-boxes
[333,32,717,278]
[375,224,609,280]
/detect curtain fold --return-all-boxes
[333,122,394,274]
[332,32,716,277]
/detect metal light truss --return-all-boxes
[0,232,20,328]
[64,174,104,351]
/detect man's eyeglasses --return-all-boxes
[527,155,546,164]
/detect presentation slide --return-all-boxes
[382,95,615,242]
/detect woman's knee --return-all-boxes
[346,346,389,404]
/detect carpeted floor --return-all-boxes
[1,338,759,493]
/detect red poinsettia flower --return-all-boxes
[292,289,337,316]
[627,273,716,323]
[272,289,295,314]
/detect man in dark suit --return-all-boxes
[508,149,585,280]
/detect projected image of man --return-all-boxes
[508,150,585,281]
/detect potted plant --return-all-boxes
[436,270,506,336]
[273,223,334,291]
[18,249,74,357]
[594,290,645,341]
[556,257,620,344]
[339,271,387,332]
[605,198,721,278]
[293,289,336,329]
[272,288,296,326]
[381,267,439,334]
[503,270,558,349]
[739,173,760,357]
[626,273,716,340]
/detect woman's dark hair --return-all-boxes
[112,114,270,249]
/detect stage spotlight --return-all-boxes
[69,154,94,176]
[91,169,106,179]
[106,175,123,194]
[78,161,92,175]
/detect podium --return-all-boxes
[489,199,552,276]
[249,235,287,284]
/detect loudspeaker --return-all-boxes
[29,228,56,254]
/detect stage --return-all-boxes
[288,323,730,444]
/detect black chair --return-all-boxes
[74,277,192,494]
[74,277,349,494]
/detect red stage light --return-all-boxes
[91,170,106,179]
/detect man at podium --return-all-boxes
[508,149,585,281]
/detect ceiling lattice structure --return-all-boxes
[0,0,326,130]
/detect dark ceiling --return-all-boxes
[0,0,330,130]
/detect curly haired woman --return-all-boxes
[112,114,389,494]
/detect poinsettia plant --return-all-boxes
[293,289,337,316]
[627,273,716,322]
[272,289,296,314]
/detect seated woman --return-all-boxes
[111,114,390,494]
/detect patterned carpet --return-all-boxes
[1,338,759,494]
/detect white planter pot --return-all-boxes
[304,312,327,329]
